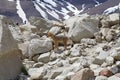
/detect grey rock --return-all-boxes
[38,52,51,63]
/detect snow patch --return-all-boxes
[94,0,102,7]
[8,0,14,2]
[43,0,57,7]
[66,1,80,15]
[16,0,29,24]
[103,3,120,14]
[33,1,48,20]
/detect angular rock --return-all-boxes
[65,14,99,42]
[50,69,62,79]
[28,38,52,59]
[109,65,119,74]
[95,76,108,80]
[70,44,82,57]
[28,68,46,79]
[38,52,50,63]
[99,68,113,77]
[0,15,22,80]
[108,75,120,80]
[81,38,96,45]
[71,68,94,80]
[106,56,114,66]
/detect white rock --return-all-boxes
[70,44,82,57]
[109,65,119,74]
[95,76,108,80]
[28,68,46,79]
[50,69,63,79]
[81,38,96,45]
[106,56,114,65]
[28,38,52,59]
[108,75,120,80]
[38,52,50,63]
[65,15,99,42]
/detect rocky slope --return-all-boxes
[1,12,119,80]
[0,0,119,23]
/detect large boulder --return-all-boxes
[64,14,99,42]
[0,15,22,80]
[28,38,53,59]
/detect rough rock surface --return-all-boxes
[0,15,22,80]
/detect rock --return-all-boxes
[66,72,75,80]
[69,57,79,64]
[8,24,23,43]
[101,19,110,28]
[109,13,119,26]
[81,38,96,45]
[56,61,64,67]
[18,41,30,58]
[28,38,52,59]
[71,68,94,80]
[0,15,22,80]
[99,68,113,77]
[50,69,63,79]
[92,58,104,65]
[94,32,102,43]
[28,68,46,79]
[110,48,120,60]
[95,76,108,80]
[29,16,51,32]
[50,52,57,61]
[70,44,82,57]
[97,50,109,60]
[23,59,35,70]
[65,14,99,42]
[109,65,119,74]
[38,52,50,63]
[33,62,44,68]
[19,24,37,33]
[115,73,120,78]
[108,75,120,80]
[49,26,61,35]
[106,56,114,66]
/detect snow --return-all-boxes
[36,1,60,20]
[43,0,57,7]
[8,0,14,2]
[33,1,48,20]
[79,4,86,13]
[94,0,102,7]
[61,7,70,14]
[16,0,29,24]
[66,1,80,15]
[104,3,120,14]
[32,0,80,20]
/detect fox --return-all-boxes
[47,32,68,50]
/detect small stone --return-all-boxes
[106,56,114,65]
[95,76,108,80]
[71,68,94,80]
[56,61,64,67]
[109,65,119,74]
[50,70,62,79]
[92,58,104,65]
[33,62,44,68]
[99,68,113,77]
[108,75,120,80]
[69,57,79,64]
[28,68,46,79]
[38,52,50,63]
